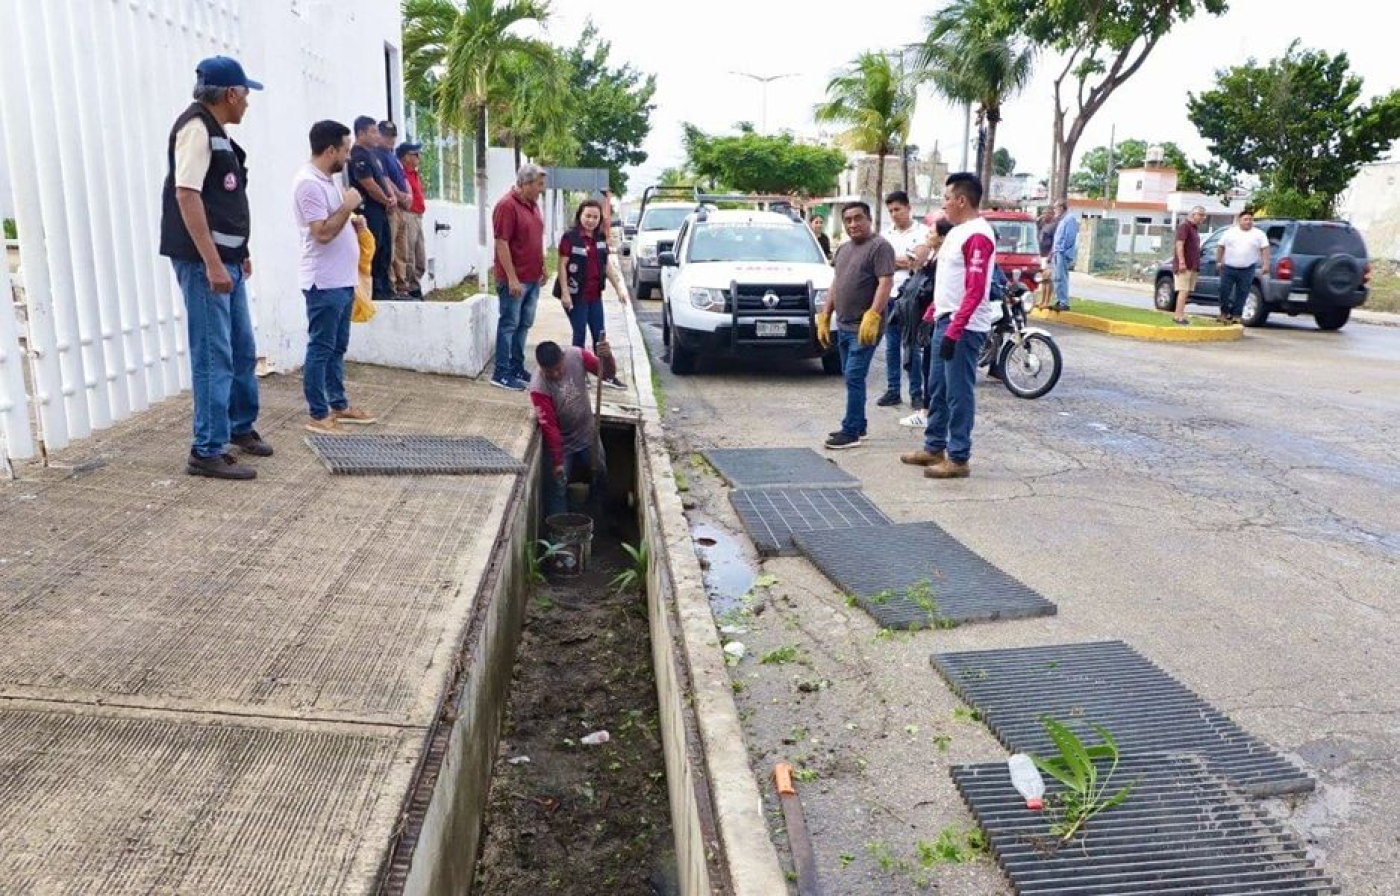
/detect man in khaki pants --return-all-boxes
[397,142,427,299]
[374,120,414,299]
[1171,206,1207,325]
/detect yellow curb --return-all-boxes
[1030,308,1243,342]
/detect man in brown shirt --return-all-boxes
[816,201,896,450]
[1172,205,1207,325]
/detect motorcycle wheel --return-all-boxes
[998,332,1062,399]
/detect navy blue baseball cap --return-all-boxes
[395,142,423,158]
[195,56,263,91]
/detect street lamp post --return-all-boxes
[729,71,798,134]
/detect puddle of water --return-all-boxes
[689,521,756,615]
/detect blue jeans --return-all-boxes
[302,286,354,419]
[1052,254,1072,307]
[883,311,921,401]
[495,281,540,379]
[363,202,393,297]
[568,298,605,348]
[542,442,607,518]
[923,317,987,462]
[836,329,877,437]
[174,259,259,458]
[1219,264,1255,317]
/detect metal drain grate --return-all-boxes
[792,522,1056,629]
[932,641,1313,797]
[730,488,891,556]
[703,447,859,491]
[305,434,526,475]
[953,754,1337,895]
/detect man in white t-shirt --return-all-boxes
[293,120,379,435]
[900,173,996,480]
[1216,211,1270,324]
[876,190,931,410]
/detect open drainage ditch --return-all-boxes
[468,421,680,895]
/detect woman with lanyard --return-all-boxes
[556,198,630,390]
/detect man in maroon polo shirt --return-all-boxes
[1172,206,1207,325]
[491,163,548,390]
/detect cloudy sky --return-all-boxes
[542,0,1398,197]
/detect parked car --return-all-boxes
[984,210,1042,290]
[621,186,698,300]
[658,208,836,375]
[1153,219,1371,330]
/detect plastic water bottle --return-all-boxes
[1007,754,1045,810]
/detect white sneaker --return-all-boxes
[899,411,927,428]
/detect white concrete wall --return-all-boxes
[345,292,497,377]
[422,200,481,292]
[1339,162,1400,262]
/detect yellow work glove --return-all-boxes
[815,310,832,349]
[858,308,882,347]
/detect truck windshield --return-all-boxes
[990,219,1038,255]
[640,208,690,231]
[687,223,825,264]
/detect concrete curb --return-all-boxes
[1031,308,1243,343]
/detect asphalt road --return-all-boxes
[640,287,1400,895]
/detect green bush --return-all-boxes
[2,218,16,240]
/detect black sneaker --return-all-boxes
[824,432,861,450]
[828,429,866,439]
[186,452,257,480]
[603,376,628,391]
[230,429,274,457]
[876,391,901,407]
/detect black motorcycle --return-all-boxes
[978,269,1063,399]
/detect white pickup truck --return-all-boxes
[658,208,838,375]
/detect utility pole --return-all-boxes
[960,102,971,171]
[729,71,798,134]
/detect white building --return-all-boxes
[1339,160,1400,261]
[0,0,495,461]
[1068,162,1246,254]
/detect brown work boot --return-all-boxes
[230,429,274,457]
[305,415,344,435]
[924,458,971,479]
[332,407,378,425]
[900,449,946,467]
[185,452,257,480]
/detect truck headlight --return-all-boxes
[689,287,726,312]
[639,243,658,262]
[813,288,829,309]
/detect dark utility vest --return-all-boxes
[159,103,251,264]
[561,228,609,302]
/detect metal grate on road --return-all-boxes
[792,522,1056,629]
[703,447,860,491]
[730,487,891,556]
[306,434,525,476]
[932,641,1314,797]
[952,754,1337,895]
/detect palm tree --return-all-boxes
[403,0,554,256]
[815,52,916,230]
[492,50,578,169]
[913,0,1034,188]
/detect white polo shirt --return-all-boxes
[1219,226,1269,269]
[884,219,929,291]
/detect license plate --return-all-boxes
[756,321,787,338]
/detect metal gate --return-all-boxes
[0,0,242,461]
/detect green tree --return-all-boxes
[1068,139,1234,198]
[982,0,1228,201]
[815,51,916,229]
[403,0,553,255]
[993,147,1016,176]
[492,51,579,168]
[913,0,1034,186]
[1188,42,1400,218]
[681,124,847,196]
[564,22,657,194]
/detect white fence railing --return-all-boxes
[1,0,414,461]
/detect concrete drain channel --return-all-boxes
[305,433,526,475]
[694,446,1332,894]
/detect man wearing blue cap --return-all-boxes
[160,55,269,480]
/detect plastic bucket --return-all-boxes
[543,513,594,577]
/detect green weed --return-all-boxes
[608,541,651,594]
[1032,718,1133,844]
[760,644,802,665]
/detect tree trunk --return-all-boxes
[513,137,521,172]
[874,150,886,230]
[476,103,490,284]
[982,109,1001,193]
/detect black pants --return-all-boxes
[363,202,393,297]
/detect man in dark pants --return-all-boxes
[348,116,395,301]
[815,202,895,450]
[901,173,996,480]
[159,55,270,480]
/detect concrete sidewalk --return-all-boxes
[0,293,640,893]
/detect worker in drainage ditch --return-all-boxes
[529,339,617,516]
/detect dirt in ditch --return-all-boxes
[471,533,677,895]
